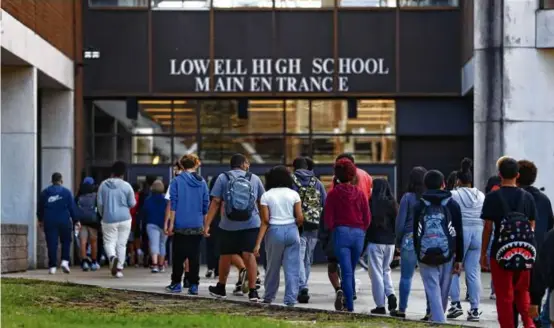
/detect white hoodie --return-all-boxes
[450,187,485,227]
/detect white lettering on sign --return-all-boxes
[169,57,389,92]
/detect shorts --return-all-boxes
[219,228,259,255]
[79,226,98,243]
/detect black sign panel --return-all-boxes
[399,10,461,94]
[338,11,396,93]
[153,12,210,93]
[83,11,149,94]
[274,12,333,93]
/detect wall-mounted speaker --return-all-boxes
[126,97,138,120]
[238,99,248,119]
[347,99,358,119]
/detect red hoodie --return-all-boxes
[324,183,371,231]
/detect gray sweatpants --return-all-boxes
[367,243,396,308]
[419,260,454,323]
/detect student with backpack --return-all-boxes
[291,157,327,304]
[412,170,464,323]
[447,158,485,321]
[37,172,78,274]
[366,178,398,315]
[76,177,100,271]
[324,158,370,312]
[253,166,304,306]
[480,157,538,328]
[144,180,169,273]
[205,153,265,302]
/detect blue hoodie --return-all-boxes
[37,184,76,226]
[143,192,167,229]
[395,192,419,247]
[170,171,209,230]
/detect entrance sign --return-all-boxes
[169,57,390,92]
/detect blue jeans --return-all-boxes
[146,224,168,257]
[399,234,431,313]
[333,226,365,312]
[420,260,454,323]
[44,221,73,269]
[450,225,482,309]
[540,289,551,326]
[263,223,301,305]
[299,230,318,290]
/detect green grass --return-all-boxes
[1,278,454,328]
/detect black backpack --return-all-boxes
[77,193,98,225]
[495,191,536,270]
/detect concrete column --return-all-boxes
[1,66,38,268]
[474,0,554,200]
[41,90,75,192]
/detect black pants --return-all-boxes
[172,234,202,285]
[205,227,219,275]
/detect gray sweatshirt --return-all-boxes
[450,187,485,227]
[97,178,136,224]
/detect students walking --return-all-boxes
[324,158,371,312]
[75,177,100,271]
[97,161,137,278]
[253,166,304,306]
[291,157,326,304]
[366,178,398,315]
[144,180,168,273]
[392,166,427,318]
[447,158,485,321]
[205,153,265,302]
[37,172,77,274]
[165,154,209,295]
[530,229,554,327]
[480,157,538,328]
[413,170,464,323]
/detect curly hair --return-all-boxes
[179,153,201,170]
[517,160,537,187]
[265,165,293,190]
[334,158,357,183]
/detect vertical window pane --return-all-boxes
[213,0,272,8]
[132,135,172,164]
[399,0,458,6]
[201,135,284,164]
[94,136,116,166]
[312,100,345,134]
[89,0,148,7]
[173,136,198,162]
[173,100,198,134]
[285,136,311,164]
[275,0,334,8]
[285,100,309,134]
[339,0,395,6]
[312,135,396,163]
[351,100,395,134]
[152,0,211,10]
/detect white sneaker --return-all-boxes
[61,260,70,274]
[49,267,57,275]
[115,271,124,278]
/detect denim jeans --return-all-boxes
[540,289,551,327]
[263,223,301,305]
[367,243,395,308]
[333,226,365,312]
[399,234,418,312]
[299,230,318,290]
[146,224,168,257]
[420,260,454,323]
[450,225,483,309]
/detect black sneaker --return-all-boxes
[209,283,227,299]
[390,310,406,318]
[334,289,345,311]
[205,269,213,279]
[297,288,310,304]
[447,302,463,319]
[233,282,244,296]
[387,294,398,312]
[255,276,262,290]
[467,308,481,322]
[421,313,431,321]
[371,307,386,315]
[248,289,260,302]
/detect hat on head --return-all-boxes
[83,177,95,185]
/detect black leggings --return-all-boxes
[171,234,203,285]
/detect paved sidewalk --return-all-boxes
[4,265,497,327]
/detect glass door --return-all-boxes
[127,164,172,189]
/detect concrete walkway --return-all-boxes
[4,265,497,327]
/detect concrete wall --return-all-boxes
[474,0,554,202]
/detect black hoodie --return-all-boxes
[522,186,554,250]
[412,189,464,263]
[530,229,554,306]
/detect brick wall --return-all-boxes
[1,224,29,273]
[2,0,75,59]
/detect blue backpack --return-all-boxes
[415,198,455,265]
[77,193,98,225]
[223,172,256,221]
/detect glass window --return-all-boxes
[213,0,272,8]
[275,0,334,8]
[94,100,172,135]
[199,100,284,134]
[201,135,284,164]
[94,136,117,166]
[285,100,309,134]
[152,0,211,10]
[339,0,395,7]
[399,0,458,6]
[312,135,395,163]
[542,0,554,8]
[285,136,311,164]
[88,0,148,7]
[132,135,173,164]
[173,135,198,162]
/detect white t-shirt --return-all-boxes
[260,187,301,225]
